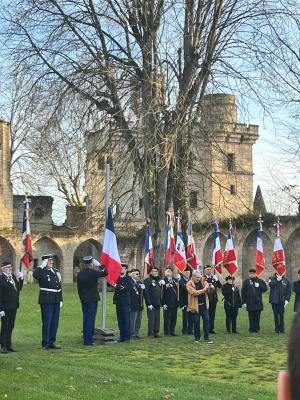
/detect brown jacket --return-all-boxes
[186,279,209,313]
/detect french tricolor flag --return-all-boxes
[212,221,222,274]
[272,220,286,277]
[186,220,197,270]
[21,197,33,269]
[145,220,154,274]
[256,218,266,276]
[100,207,122,285]
[223,225,237,276]
[165,211,176,266]
[174,217,187,272]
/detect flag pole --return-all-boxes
[101,163,110,330]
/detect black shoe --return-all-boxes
[171,334,178,336]
[209,330,216,334]
[232,331,239,334]
[1,348,8,354]
[7,348,17,352]
[49,344,61,349]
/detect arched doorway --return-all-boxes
[73,239,102,282]
[33,237,63,271]
[0,237,16,271]
[202,232,227,270]
[242,230,272,281]
[285,228,300,281]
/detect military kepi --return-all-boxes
[83,256,93,264]
[1,261,12,268]
[42,254,54,261]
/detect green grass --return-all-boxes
[0,284,292,399]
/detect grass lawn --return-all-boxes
[0,284,293,400]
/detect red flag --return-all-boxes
[272,219,286,276]
[21,196,33,268]
[256,217,266,276]
[212,221,222,274]
[186,220,197,270]
[164,210,176,266]
[100,207,122,285]
[223,223,237,276]
[174,217,187,272]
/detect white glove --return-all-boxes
[148,305,154,311]
[213,275,218,281]
[182,305,187,310]
[0,311,5,317]
[159,279,165,286]
[277,275,282,281]
[242,304,247,309]
[92,259,101,267]
[232,286,235,292]
[254,282,259,288]
[163,304,168,310]
[60,301,63,309]
[177,274,181,280]
[140,284,145,290]
[17,271,24,280]
[284,300,289,308]
[39,259,48,269]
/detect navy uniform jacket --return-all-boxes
[0,274,23,311]
[161,278,179,309]
[268,276,291,304]
[77,267,108,303]
[113,275,133,306]
[33,267,63,304]
[293,280,300,312]
[179,276,189,307]
[222,283,242,310]
[144,276,161,307]
[241,278,267,311]
[204,275,222,305]
[129,279,143,311]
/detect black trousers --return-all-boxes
[182,308,194,334]
[1,309,17,350]
[147,307,160,336]
[225,307,238,333]
[163,307,177,335]
[248,310,261,332]
[271,303,285,332]
[209,302,217,332]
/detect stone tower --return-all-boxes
[0,120,13,229]
[188,94,259,221]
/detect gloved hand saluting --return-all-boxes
[39,259,48,269]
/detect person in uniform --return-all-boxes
[144,266,163,338]
[186,270,212,344]
[0,261,24,353]
[161,267,179,336]
[241,268,267,333]
[76,256,108,346]
[221,275,241,334]
[33,254,62,349]
[268,272,291,333]
[113,263,133,342]
[179,269,194,334]
[203,264,222,334]
[293,269,300,312]
[129,269,144,339]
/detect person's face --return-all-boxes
[183,270,190,278]
[151,269,159,277]
[1,265,13,274]
[227,278,233,285]
[192,273,201,282]
[164,269,173,278]
[121,266,127,275]
[249,272,256,279]
[204,267,212,276]
[47,259,54,268]
[297,274,300,281]
[131,271,139,280]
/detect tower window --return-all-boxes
[189,191,198,208]
[227,153,235,171]
[230,185,236,195]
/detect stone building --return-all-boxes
[0,95,299,286]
